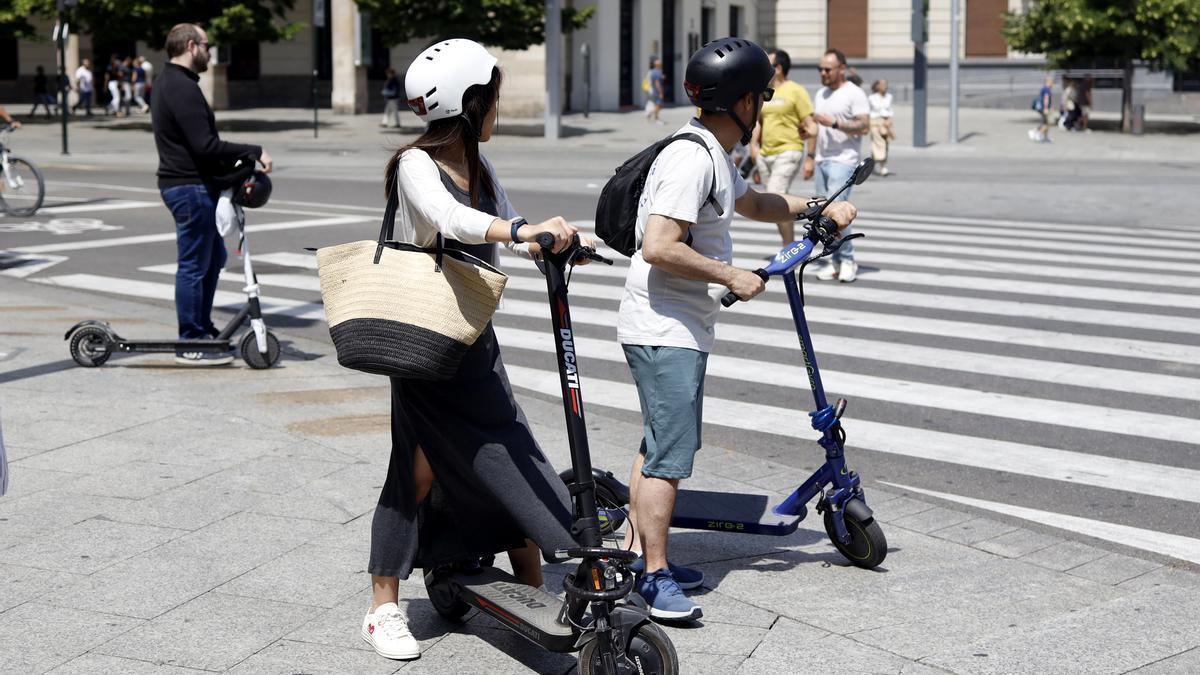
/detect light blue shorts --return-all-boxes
[622,345,709,480]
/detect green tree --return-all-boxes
[1005,0,1200,132]
[355,0,595,52]
[3,0,300,48]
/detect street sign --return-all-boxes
[314,0,326,28]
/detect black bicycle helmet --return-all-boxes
[234,171,272,209]
[684,38,774,145]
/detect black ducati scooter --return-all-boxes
[422,233,678,674]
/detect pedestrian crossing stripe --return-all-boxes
[494,325,1200,446]
[860,210,1200,242]
[850,216,1200,251]
[881,483,1200,565]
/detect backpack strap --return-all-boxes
[671,134,725,217]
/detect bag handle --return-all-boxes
[374,180,445,271]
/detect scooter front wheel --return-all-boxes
[239,330,280,369]
[824,506,887,569]
[69,326,113,367]
[422,570,471,622]
[578,622,678,675]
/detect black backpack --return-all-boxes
[595,134,724,257]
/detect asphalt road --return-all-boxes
[3,156,1199,569]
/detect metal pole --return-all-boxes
[949,0,960,144]
[581,42,591,119]
[544,0,562,140]
[313,0,325,139]
[912,0,927,148]
[58,15,69,155]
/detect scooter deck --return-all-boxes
[671,489,802,536]
[452,566,574,639]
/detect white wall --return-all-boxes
[870,0,912,59]
[774,0,825,60]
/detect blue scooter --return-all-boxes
[563,158,886,569]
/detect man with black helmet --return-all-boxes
[617,38,859,621]
[152,23,273,365]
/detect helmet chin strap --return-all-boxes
[727,100,758,146]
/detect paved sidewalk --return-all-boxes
[2,274,1199,674]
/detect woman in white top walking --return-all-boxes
[868,80,894,176]
[359,39,585,663]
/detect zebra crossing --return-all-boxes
[21,210,1200,564]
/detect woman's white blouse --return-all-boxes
[392,149,533,260]
[869,92,894,119]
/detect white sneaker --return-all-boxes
[880,166,890,177]
[361,602,419,660]
[838,260,858,283]
[815,263,838,281]
[1027,129,1036,141]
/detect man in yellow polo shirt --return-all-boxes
[750,49,815,244]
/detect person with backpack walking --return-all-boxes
[608,38,858,622]
[362,38,587,662]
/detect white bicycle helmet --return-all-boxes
[405,39,498,123]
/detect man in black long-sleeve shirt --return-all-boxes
[152,23,273,365]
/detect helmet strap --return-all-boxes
[728,101,757,147]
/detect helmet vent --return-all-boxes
[424,56,434,61]
[426,87,437,97]
[428,102,439,111]
[714,48,725,57]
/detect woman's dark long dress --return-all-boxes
[368,169,577,580]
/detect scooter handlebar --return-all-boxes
[534,232,614,266]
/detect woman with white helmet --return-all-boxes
[360,38,583,661]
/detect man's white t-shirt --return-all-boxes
[814,83,870,165]
[617,119,748,353]
[75,66,94,93]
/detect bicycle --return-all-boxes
[0,124,46,217]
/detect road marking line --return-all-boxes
[47,180,385,213]
[0,252,68,278]
[849,217,1200,251]
[254,252,319,269]
[497,326,1200,445]
[34,200,159,215]
[879,482,1200,565]
[502,364,1200,505]
[495,298,1200,401]
[32,273,325,320]
[861,211,1200,242]
[10,216,372,253]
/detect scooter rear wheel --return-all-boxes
[423,570,471,622]
[69,326,113,367]
[578,622,678,675]
[239,330,281,369]
[824,507,887,569]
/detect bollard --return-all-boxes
[1131,104,1145,135]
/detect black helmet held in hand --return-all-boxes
[684,38,774,113]
[234,171,272,209]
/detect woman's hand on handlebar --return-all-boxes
[519,216,578,255]
[573,235,597,265]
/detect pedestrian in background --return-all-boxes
[380,67,401,128]
[120,56,135,116]
[152,23,273,365]
[1078,74,1093,132]
[1029,75,1053,143]
[749,48,815,244]
[868,79,894,176]
[138,56,154,98]
[73,58,94,116]
[105,55,123,115]
[132,57,150,113]
[644,56,666,125]
[811,48,869,283]
[31,66,56,117]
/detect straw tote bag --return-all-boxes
[316,188,507,379]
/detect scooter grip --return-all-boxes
[722,269,768,307]
[535,232,556,249]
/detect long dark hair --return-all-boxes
[385,66,502,210]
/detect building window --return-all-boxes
[826,0,868,58]
[0,38,16,80]
[729,5,743,38]
[966,0,1009,57]
[701,7,714,44]
[228,42,261,81]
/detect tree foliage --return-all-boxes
[1004,0,1200,73]
[355,0,595,51]
[1,0,301,47]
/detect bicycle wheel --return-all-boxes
[1,156,46,217]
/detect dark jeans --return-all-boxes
[73,90,93,114]
[161,184,225,340]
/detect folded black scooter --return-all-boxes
[422,233,678,674]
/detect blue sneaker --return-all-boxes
[636,569,702,621]
[629,557,704,591]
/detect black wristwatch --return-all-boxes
[509,217,528,243]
